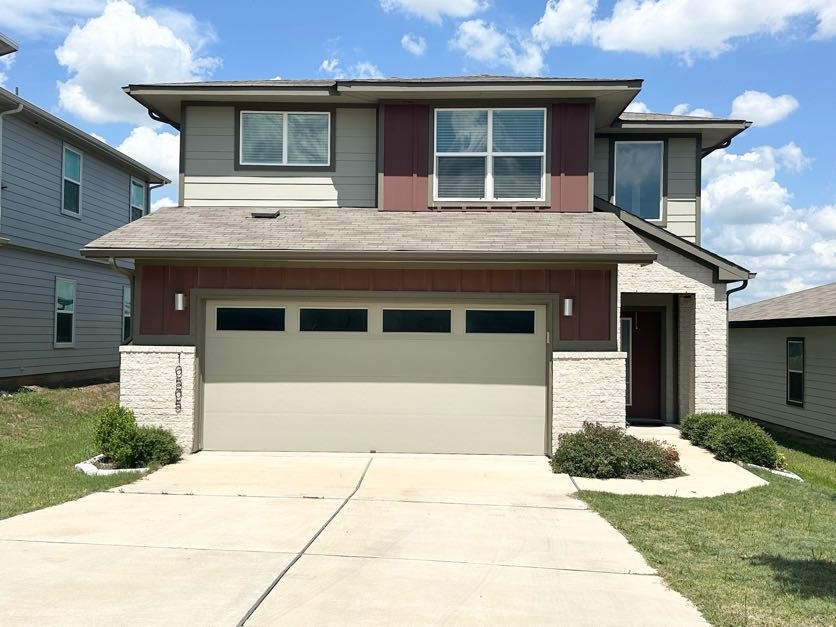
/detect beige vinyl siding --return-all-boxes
[183,106,376,207]
[593,137,609,199]
[665,137,698,243]
[729,326,836,440]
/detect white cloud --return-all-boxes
[380,0,487,23]
[319,58,340,73]
[450,19,544,75]
[401,33,427,55]
[0,55,14,88]
[116,125,179,184]
[701,141,836,305]
[531,0,836,61]
[55,0,220,124]
[319,57,384,78]
[730,90,799,126]
[269,75,282,80]
[150,196,177,212]
[624,101,650,113]
[670,103,714,117]
[0,0,104,36]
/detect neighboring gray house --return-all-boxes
[729,282,836,441]
[0,44,168,386]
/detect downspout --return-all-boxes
[0,103,24,229]
[109,258,136,343]
[726,280,749,310]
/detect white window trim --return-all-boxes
[129,177,147,221]
[61,144,83,218]
[786,338,804,405]
[433,108,547,203]
[122,285,132,343]
[239,110,331,167]
[54,277,76,348]
[613,140,664,222]
[621,317,633,407]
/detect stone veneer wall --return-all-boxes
[619,234,728,417]
[119,345,198,452]
[552,352,627,445]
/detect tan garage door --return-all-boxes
[202,300,548,454]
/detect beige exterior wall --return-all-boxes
[182,106,377,207]
[593,136,699,244]
[730,326,836,440]
[619,235,728,419]
[119,345,198,452]
[552,352,627,444]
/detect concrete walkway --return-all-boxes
[572,426,768,497]
[0,452,707,626]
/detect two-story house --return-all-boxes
[82,76,754,455]
[0,69,168,386]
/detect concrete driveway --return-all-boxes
[0,453,706,626]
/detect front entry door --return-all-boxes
[623,310,662,421]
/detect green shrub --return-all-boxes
[706,418,779,468]
[681,412,731,446]
[95,404,138,467]
[94,405,181,468]
[129,426,182,467]
[551,423,684,479]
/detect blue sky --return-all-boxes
[1,0,834,304]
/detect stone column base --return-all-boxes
[119,345,198,453]
[552,351,627,447]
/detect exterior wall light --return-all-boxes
[174,292,187,311]
[563,297,574,317]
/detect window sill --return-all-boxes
[430,201,550,208]
[54,343,75,349]
[60,209,82,220]
[786,400,804,408]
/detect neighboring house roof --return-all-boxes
[0,88,169,185]
[607,112,751,155]
[594,196,754,283]
[81,206,657,263]
[729,282,836,327]
[123,75,644,130]
[0,33,18,57]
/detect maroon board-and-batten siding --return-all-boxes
[382,102,590,212]
[138,265,611,341]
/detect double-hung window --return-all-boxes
[434,108,546,202]
[239,111,331,167]
[786,338,804,406]
[122,285,132,342]
[614,141,664,220]
[62,145,82,216]
[54,278,76,347]
[130,179,147,222]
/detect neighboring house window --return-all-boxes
[130,179,147,222]
[434,108,546,202]
[239,111,331,166]
[787,338,804,406]
[62,145,83,216]
[122,285,132,342]
[614,141,663,220]
[54,278,76,347]
[621,317,632,406]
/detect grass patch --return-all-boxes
[0,383,141,520]
[580,435,836,626]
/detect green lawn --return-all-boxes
[581,432,836,627]
[0,383,141,520]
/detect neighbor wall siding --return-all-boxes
[0,246,128,379]
[593,137,609,199]
[1,115,136,257]
[182,106,377,207]
[729,326,836,441]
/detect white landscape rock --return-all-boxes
[74,454,147,477]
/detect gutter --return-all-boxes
[0,102,24,228]
[726,280,749,310]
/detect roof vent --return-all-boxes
[251,210,281,219]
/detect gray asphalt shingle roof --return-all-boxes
[729,282,836,322]
[82,206,656,262]
[619,112,748,124]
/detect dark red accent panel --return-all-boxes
[382,104,430,211]
[138,265,611,340]
[551,103,591,213]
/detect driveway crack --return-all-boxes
[236,455,374,626]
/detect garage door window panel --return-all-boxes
[300,308,368,332]
[383,309,452,333]
[465,310,536,334]
[217,307,285,331]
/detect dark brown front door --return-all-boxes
[624,310,662,421]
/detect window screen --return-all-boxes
[240,111,330,166]
[614,142,663,220]
[62,147,82,215]
[787,338,804,406]
[55,278,76,345]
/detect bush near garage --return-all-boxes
[95,404,181,468]
[680,412,780,468]
[551,423,683,479]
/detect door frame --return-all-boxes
[621,306,667,423]
[194,288,559,454]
